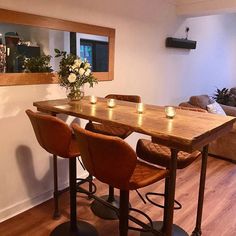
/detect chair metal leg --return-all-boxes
[192,145,209,236]
[119,190,129,236]
[88,174,94,199]
[90,185,120,220]
[50,158,98,236]
[108,185,116,202]
[53,154,60,219]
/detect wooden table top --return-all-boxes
[33,97,236,152]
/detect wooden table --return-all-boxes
[34,97,236,236]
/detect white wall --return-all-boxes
[165,13,236,102]
[0,0,236,222]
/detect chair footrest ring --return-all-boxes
[76,177,97,195]
[145,192,182,210]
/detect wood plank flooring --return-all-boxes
[0,156,236,236]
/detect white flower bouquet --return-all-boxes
[55,49,97,100]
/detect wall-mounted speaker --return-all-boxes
[166,37,197,49]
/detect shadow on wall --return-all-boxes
[15,145,68,201]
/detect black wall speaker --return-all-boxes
[166,37,197,49]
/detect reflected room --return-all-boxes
[0,23,109,74]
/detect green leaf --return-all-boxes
[54,48,60,54]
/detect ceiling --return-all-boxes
[175,0,236,16]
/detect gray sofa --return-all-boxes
[179,95,236,163]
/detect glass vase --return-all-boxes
[66,86,84,101]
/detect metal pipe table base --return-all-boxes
[191,145,208,236]
[50,159,98,236]
[140,221,188,236]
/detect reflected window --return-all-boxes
[80,41,93,66]
[80,39,108,72]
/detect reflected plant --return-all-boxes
[22,55,53,73]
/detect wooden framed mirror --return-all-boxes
[0,8,115,86]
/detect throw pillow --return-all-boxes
[207,102,226,116]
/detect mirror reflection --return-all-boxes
[0,23,109,73]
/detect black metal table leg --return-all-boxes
[191,145,209,236]
[162,149,182,236]
[50,158,98,236]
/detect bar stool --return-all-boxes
[26,110,97,236]
[72,124,169,236]
[136,139,201,235]
[85,94,141,219]
[136,106,207,235]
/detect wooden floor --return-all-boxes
[1,156,236,236]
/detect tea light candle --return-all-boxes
[90,95,97,104]
[165,106,176,119]
[136,103,145,114]
[107,99,116,108]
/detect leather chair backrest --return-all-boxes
[72,124,137,190]
[26,109,73,158]
[189,95,211,110]
[176,106,207,113]
[105,94,141,103]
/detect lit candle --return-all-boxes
[7,47,10,56]
[136,103,145,114]
[107,99,116,108]
[165,106,176,119]
[90,95,97,104]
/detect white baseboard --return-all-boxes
[0,172,89,223]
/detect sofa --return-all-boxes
[179,95,236,163]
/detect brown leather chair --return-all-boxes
[72,124,168,236]
[26,110,97,236]
[85,94,141,219]
[136,107,203,234]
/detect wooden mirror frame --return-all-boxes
[0,8,115,86]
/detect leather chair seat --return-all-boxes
[85,122,132,139]
[136,139,201,169]
[129,160,168,190]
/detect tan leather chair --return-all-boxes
[72,124,168,236]
[136,107,203,234]
[85,94,141,219]
[26,110,97,236]
[86,94,141,138]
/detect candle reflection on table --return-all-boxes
[91,105,96,116]
[108,109,113,120]
[136,103,145,114]
[137,114,143,126]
